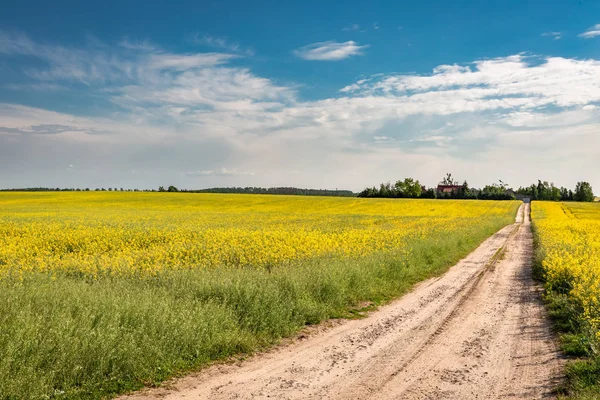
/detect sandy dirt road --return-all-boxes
[122,203,564,400]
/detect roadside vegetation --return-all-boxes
[532,201,600,399]
[0,192,519,399]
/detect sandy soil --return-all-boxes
[121,203,564,400]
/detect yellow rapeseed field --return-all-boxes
[0,192,518,279]
[532,201,600,341]
[0,192,521,399]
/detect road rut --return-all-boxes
[121,203,564,400]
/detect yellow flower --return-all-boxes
[0,192,518,279]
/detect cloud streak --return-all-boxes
[541,31,562,40]
[187,168,256,177]
[293,41,368,61]
[191,34,255,56]
[579,24,600,39]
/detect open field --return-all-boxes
[532,202,600,398]
[0,193,519,399]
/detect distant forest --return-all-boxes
[171,187,356,197]
[0,186,357,197]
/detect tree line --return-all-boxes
[2,179,595,202]
[359,174,595,202]
[516,181,595,202]
[0,186,356,197]
[0,187,145,192]
[178,187,356,197]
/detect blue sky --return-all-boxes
[1,0,600,190]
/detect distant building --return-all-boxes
[436,184,463,195]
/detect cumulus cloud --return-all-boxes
[293,41,368,61]
[579,24,600,39]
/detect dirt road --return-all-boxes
[122,203,563,400]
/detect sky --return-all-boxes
[1,0,599,191]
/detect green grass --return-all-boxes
[0,210,518,400]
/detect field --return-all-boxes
[532,202,600,398]
[0,193,519,399]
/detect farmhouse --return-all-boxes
[436,184,463,195]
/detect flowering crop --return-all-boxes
[532,201,600,342]
[0,192,519,279]
[0,192,520,399]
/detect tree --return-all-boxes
[420,188,436,199]
[158,186,166,192]
[530,184,538,201]
[394,177,422,198]
[167,185,179,192]
[405,178,422,198]
[442,173,457,185]
[478,183,516,200]
[394,180,406,197]
[550,183,561,201]
[574,182,594,202]
[560,187,570,201]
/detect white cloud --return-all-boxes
[187,168,255,177]
[339,55,600,113]
[342,24,361,32]
[118,39,158,51]
[191,34,254,56]
[147,53,235,70]
[293,41,369,61]
[186,170,215,176]
[579,24,600,39]
[541,31,562,40]
[0,31,235,85]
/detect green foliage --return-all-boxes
[360,175,516,201]
[359,177,425,198]
[575,182,595,203]
[441,173,458,185]
[517,180,592,202]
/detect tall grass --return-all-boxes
[0,211,516,400]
